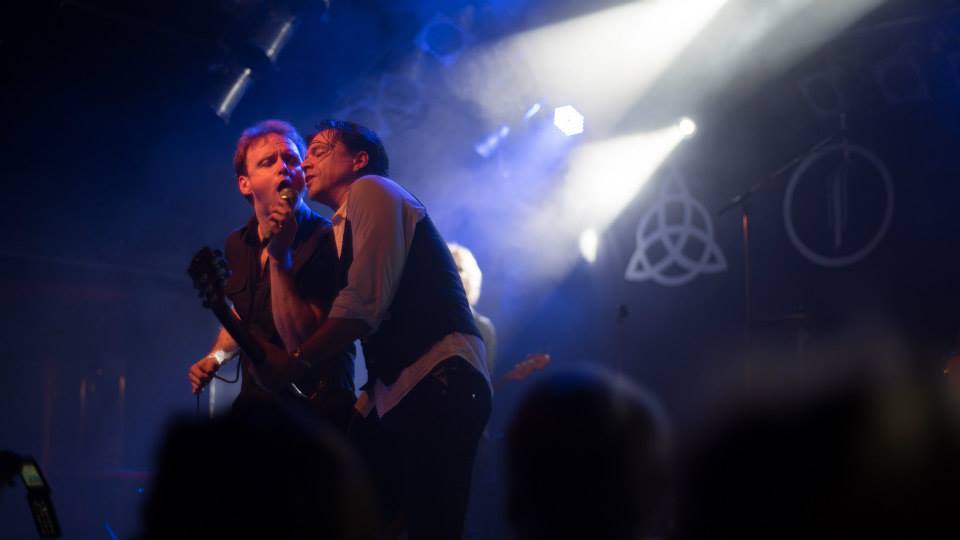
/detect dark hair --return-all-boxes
[233,119,306,177]
[310,119,390,177]
[140,403,377,540]
[506,368,673,540]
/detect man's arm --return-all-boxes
[273,177,417,379]
[188,326,239,394]
[296,317,370,371]
[244,316,369,392]
[264,200,329,351]
[269,252,327,351]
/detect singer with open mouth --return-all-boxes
[186,119,356,430]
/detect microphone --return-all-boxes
[262,180,300,245]
[278,179,299,208]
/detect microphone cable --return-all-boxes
[196,353,241,415]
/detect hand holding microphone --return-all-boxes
[265,180,300,261]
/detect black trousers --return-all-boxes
[353,357,492,540]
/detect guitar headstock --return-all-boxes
[187,246,230,311]
[502,353,551,383]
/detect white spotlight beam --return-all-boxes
[450,0,884,136]
[563,124,688,231]
[521,122,691,279]
[640,0,887,116]
[450,0,727,132]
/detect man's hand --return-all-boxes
[266,198,298,262]
[188,355,220,395]
[354,390,374,418]
[253,340,300,392]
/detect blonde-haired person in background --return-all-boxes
[448,242,496,377]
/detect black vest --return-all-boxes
[341,214,481,385]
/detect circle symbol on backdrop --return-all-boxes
[625,171,727,287]
[783,142,894,268]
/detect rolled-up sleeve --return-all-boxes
[328,176,423,331]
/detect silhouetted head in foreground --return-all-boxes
[139,402,375,540]
[505,368,673,540]
[674,374,960,539]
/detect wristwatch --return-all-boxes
[291,347,313,370]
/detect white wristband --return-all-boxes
[207,350,229,366]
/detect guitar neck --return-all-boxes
[210,302,265,366]
[493,353,551,391]
[493,373,519,391]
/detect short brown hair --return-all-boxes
[233,119,306,177]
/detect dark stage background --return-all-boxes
[2,0,959,538]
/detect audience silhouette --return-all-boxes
[139,401,376,540]
[505,368,673,540]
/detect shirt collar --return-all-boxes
[331,198,348,226]
[241,214,261,246]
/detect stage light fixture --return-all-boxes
[554,105,584,136]
[262,16,296,62]
[579,228,599,264]
[213,67,253,123]
[524,102,543,121]
[678,117,696,138]
[473,101,545,158]
[415,12,472,66]
[474,125,511,158]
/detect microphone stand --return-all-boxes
[717,121,843,383]
[615,304,628,375]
